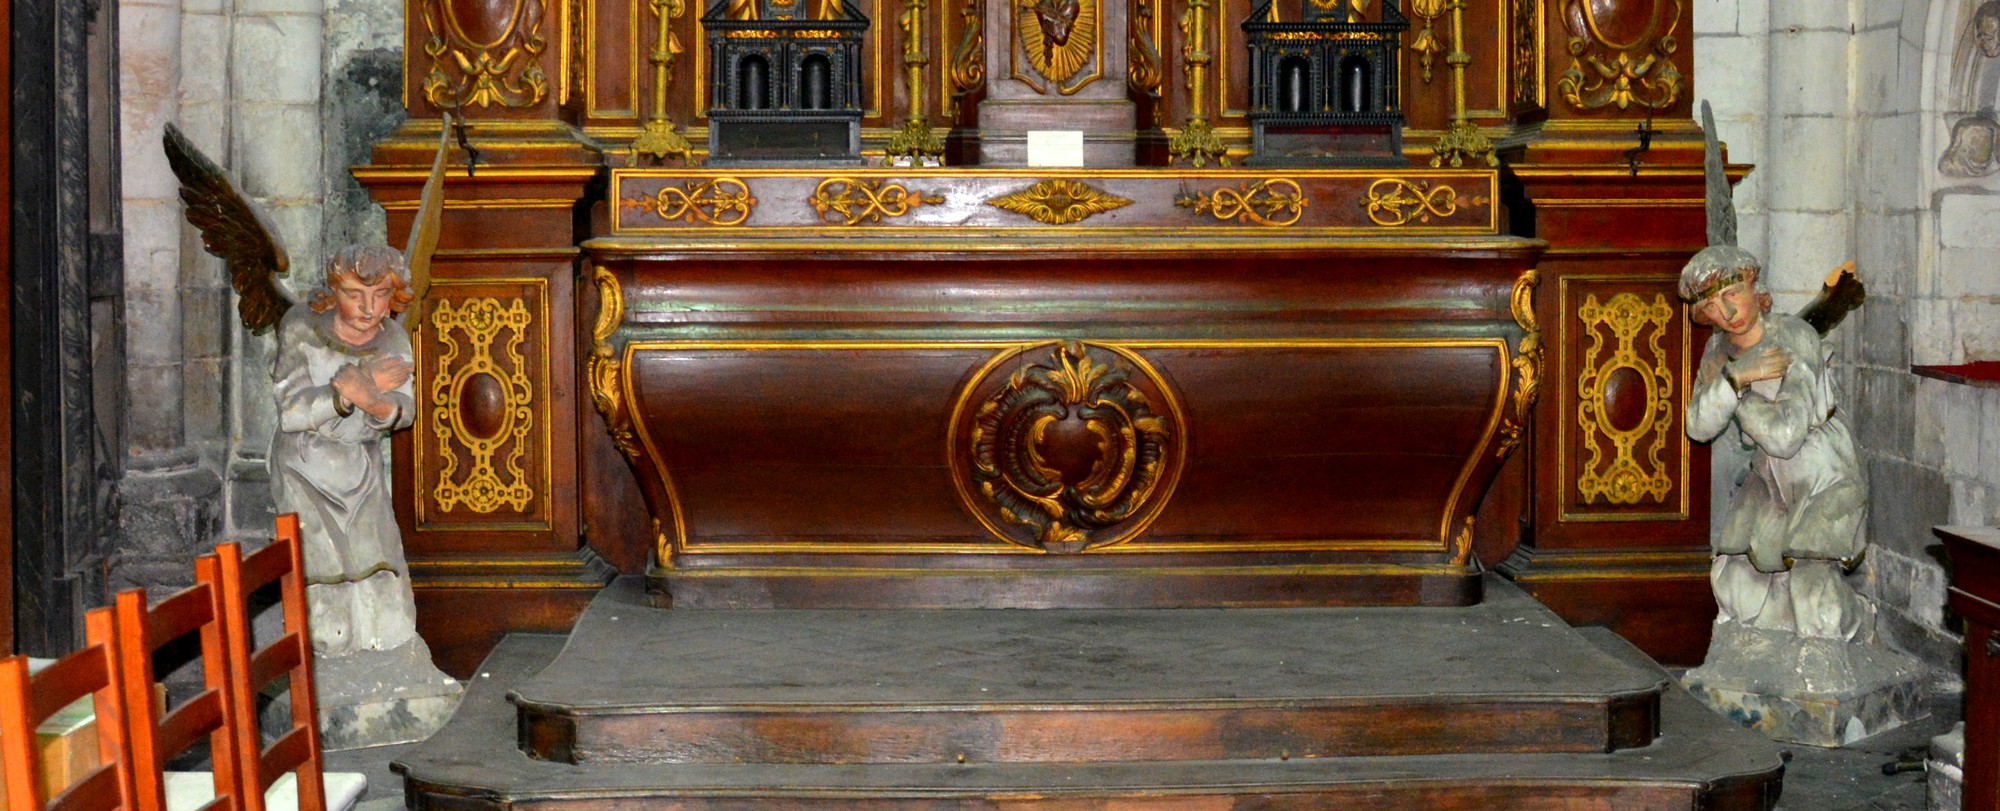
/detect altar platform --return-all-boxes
[391,576,1784,810]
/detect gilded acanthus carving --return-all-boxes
[1556,0,1682,111]
[810,178,946,225]
[1128,0,1164,114]
[1408,0,1446,83]
[1174,179,1307,227]
[619,178,758,226]
[430,298,536,514]
[1363,178,1488,227]
[969,342,1175,552]
[1575,292,1675,505]
[1015,0,1100,93]
[1497,269,1541,458]
[587,268,642,461]
[986,179,1132,224]
[422,0,551,109]
[947,0,986,115]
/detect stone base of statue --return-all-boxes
[1928,722,1964,811]
[1680,620,1928,747]
[314,636,463,750]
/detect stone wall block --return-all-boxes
[1982,387,2000,484]
[1766,116,1851,210]
[1696,36,1773,122]
[1946,379,1984,477]
[1765,210,1852,293]
[1952,475,1993,526]
[1937,192,2000,248]
[1915,375,1949,467]
[1769,0,1848,31]
[1960,300,2000,360]
[1769,31,1851,116]
[1695,0,1741,35]
[231,326,282,461]
[1855,212,1917,296]
[1858,366,1917,459]
[1867,543,1914,615]
[125,363,189,458]
[1866,457,1951,558]
[1859,115,1922,209]
[183,357,230,449]
[229,16,324,106]
[1941,247,2000,296]
[239,0,327,14]
[233,110,326,202]
[124,284,185,365]
[177,11,230,107]
[1856,27,1903,110]
[180,286,233,361]
[1912,297,1956,365]
[122,203,185,285]
[1875,591,1965,673]
[1857,297,1910,368]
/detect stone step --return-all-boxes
[508,577,1665,765]
[393,628,1784,811]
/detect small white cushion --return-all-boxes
[164,770,369,811]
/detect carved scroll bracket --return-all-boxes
[587,268,641,462]
[1497,269,1541,458]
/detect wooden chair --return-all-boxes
[195,515,362,811]
[107,583,243,811]
[0,607,135,811]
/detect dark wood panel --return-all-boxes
[411,587,602,678]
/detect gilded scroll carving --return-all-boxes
[1497,269,1541,458]
[969,342,1175,552]
[987,179,1133,224]
[947,0,986,115]
[1408,0,1446,83]
[587,268,642,461]
[422,0,551,109]
[810,178,946,225]
[620,178,758,225]
[1128,0,1164,114]
[1174,179,1307,226]
[430,298,536,513]
[1556,0,1682,111]
[1363,178,1488,226]
[1575,292,1675,504]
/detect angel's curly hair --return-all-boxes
[310,244,415,314]
[1677,244,1770,309]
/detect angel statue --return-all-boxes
[1679,101,1921,747]
[164,122,453,684]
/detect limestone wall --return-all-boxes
[1694,0,2000,676]
[114,0,404,587]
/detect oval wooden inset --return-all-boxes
[1601,365,1650,433]
[458,372,510,440]
[446,0,527,50]
[1573,0,1670,50]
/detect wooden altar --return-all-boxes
[358,0,1721,674]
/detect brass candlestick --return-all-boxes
[1430,0,1495,167]
[632,0,694,162]
[1168,0,1227,167]
[887,0,947,164]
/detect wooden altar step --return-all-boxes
[391,578,1785,811]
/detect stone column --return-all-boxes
[1761,0,1853,306]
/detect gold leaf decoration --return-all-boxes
[430,298,536,513]
[986,179,1132,224]
[1496,269,1541,459]
[1175,179,1307,227]
[619,178,758,226]
[810,178,945,225]
[1575,292,1676,504]
[1556,0,1682,111]
[422,0,551,109]
[1363,178,1488,226]
[1015,0,1099,93]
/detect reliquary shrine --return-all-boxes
[366,0,1797,805]
[367,0,1715,672]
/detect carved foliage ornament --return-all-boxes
[1557,0,1682,111]
[971,342,1174,552]
[423,0,551,109]
[1175,179,1307,226]
[1512,0,1542,107]
[430,297,536,513]
[1497,269,1541,458]
[987,178,1132,224]
[810,178,945,225]
[1575,292,1675,504]
[1363,178,1488,226]
[1015,0,1100,92]
[587,268,641,461]
[620,178,759,226]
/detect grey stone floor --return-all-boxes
[325,689,1966,811]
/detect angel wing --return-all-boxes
[400,115,454,328]
[163,123,295,334]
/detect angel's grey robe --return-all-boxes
[1687,313,1868,639]
[269,306,419,655]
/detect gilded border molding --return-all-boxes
[429,298,537,513]
[1574,292,1675,504]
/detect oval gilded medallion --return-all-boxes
[949,341,1184,553]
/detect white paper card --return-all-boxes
[1026,131,1086,167]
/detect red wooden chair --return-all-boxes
[0,607,135,811]
[196,514,361,811]
[107,583,244,811]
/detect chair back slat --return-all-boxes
[198,514,329,811]
[111,585,242,811]
[0,606,136,811]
